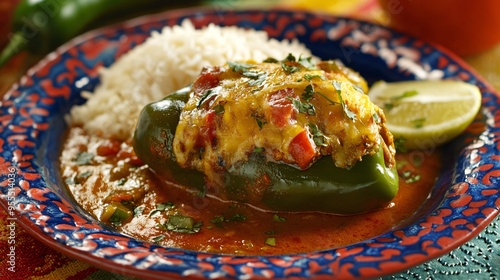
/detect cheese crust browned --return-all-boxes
[173,58,395,177]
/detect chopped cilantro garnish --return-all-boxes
[401,170,421,183]
[228,213,247,222]
[117,178,127,186]
[273,214,286,222]
[301,84,316,101]
[210,215,225,225]
[372,113,380,124]
[289,97,316,116]
[152,235,165,243]
[148,202,175,217]
[197,86,222,108]
[265,237,276,246]
[263,57,279,63]
[281,53,316,73]
[283,53,297,62]
[406,174,421,183]
[213,103,225,115]
[75,171,92,183]
[246,71,267,87]
[210,213,247,227]
[281,62,301,74]
[253,147,265,153]
[302,84,340,109]
[227,61,254,73]
[228,61,267,87]
[73,151,94,165]
[252,114,267,129]
[160,215,202,234]
[333,81,356,120]
[309,123,328,147]
[304,73,326,81]
[297,55,316,69]
[157,202,175,211]
[133,206,144,218]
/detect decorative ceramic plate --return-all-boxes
[1,8,499,280]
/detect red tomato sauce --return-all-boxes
[61,127,439,255]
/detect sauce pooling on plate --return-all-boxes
[61,127,438,255]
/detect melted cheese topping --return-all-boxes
[173,60,395,177]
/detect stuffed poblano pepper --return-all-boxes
[133,56,399,215]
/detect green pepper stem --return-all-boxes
[0,32,28,68]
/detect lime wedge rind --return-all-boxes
[368,80,482,150]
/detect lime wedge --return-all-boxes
[368,80,482,150]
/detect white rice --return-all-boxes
[69,19,315,140]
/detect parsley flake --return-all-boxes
[281,62,301,74]
[401,170,421,183]
[309,123,328,147]
[133,206,144,218]
[148,202,175,217]
[227,61,254,73]
[265,237,277,246]
[228,61,267,87]
[253,147,265,153]
[197,86,222,108]
[289,97,316,116]
[273,214,286,222]
[213,103,225,115]
[73,152,94,165]
[160,215,202,234]
[280,54,316,73]
[304,73,326,81]
[210,213,247,228]
[333,81,356,120]
[263,57,279,63]
[152,235,165,243]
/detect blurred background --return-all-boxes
[1,0,500,94]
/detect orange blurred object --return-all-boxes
[0,1,19,48]
[377,0,500,56]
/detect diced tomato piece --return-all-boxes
[193,66,222,96]
[96,139,121,156]
[196,110,217,148]
[289,130,316,169]
[268,88,294,127]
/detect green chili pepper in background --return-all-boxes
[0,0,202,67]
[133,87,399,215]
